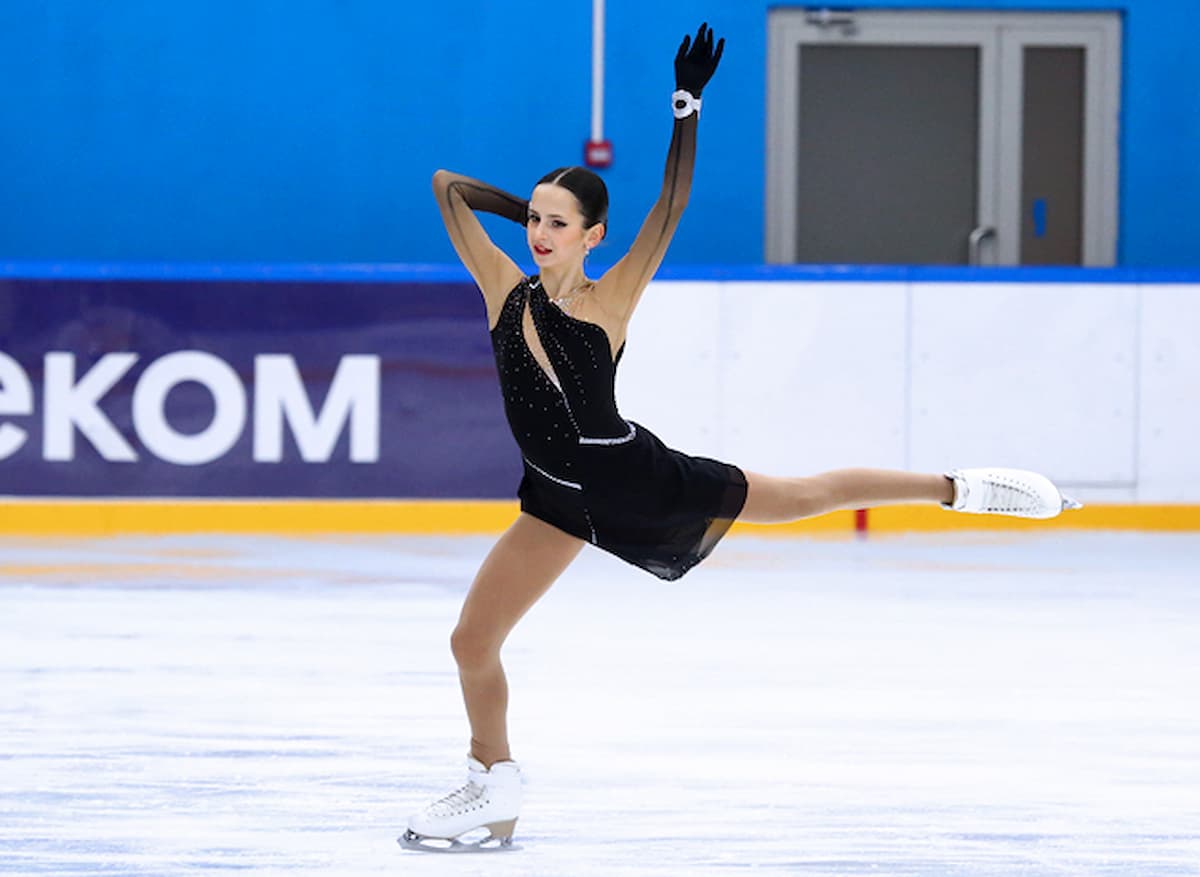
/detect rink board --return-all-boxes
[2,264,1199,533]
[0,272,520,499]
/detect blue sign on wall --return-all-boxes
[0,278,522,498]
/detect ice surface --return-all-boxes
[2,532,1198,875]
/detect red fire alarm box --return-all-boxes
[584,139,613,169]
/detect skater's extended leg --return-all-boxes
[452,513,584,767]
[740,468,953,524]
[740,467,1079,524]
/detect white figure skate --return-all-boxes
[945,467,1082,519]
[399,757,521,853]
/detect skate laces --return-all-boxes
[979,475,1037,513]
[427,780,486,817]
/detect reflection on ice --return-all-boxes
[1,532,1198,875]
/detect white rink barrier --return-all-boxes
[617,281,1200,505]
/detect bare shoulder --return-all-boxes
[592,257,650,320]
[584,272,636,350]
[481,261,526,321]
[589,270,627,313]
[485,270,527,329]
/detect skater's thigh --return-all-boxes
[456,513,584,645]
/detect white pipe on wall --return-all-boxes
[591,0,605,143]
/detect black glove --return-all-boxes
[674,22,724,97]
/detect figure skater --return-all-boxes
[401,23,1078,852]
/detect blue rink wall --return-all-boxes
[1,1,1199,267]
[2,263,1200,537]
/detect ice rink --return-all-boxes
[2,530,1198,876]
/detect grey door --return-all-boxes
[766,11,1121,266]
[796,44,981,264]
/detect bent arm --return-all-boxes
[436,171,529,224]
[432,170,526,315]
[600,115,697,318]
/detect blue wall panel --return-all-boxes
[0,275,522,498]
[0,1,1196,267]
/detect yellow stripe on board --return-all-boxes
[733,504,1200,535]
[1,500,1199,536]
[0,500,521,537]
[864,503,1200,533]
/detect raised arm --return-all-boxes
[432,170,527,319]
[600,24,724,318]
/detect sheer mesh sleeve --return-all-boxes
[444,177,528,226]
[432,170,525,301]
[610,115,697,297]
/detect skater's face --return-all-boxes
[526,184,605,271]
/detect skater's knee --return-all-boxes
[773,476,834,520]
[797,475,839,517]
[450,623,501,673]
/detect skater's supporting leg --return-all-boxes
[403,515,582,849]
[740,468,954,524]
[451,513,584,767]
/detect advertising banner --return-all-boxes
[0,277,521,498]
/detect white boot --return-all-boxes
[399,757,521,852]
[944,468,1082,519]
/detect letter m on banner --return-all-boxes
[253,355,380,463]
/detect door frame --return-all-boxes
[996,15,1121,266]
[765,9,1122,266]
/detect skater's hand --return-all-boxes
[674,22,724,97]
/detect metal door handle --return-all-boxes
[968,226,996,266]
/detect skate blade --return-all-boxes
[398,826,519,854]
[1061,493,1084,511]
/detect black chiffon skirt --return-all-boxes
[517,421,747,581]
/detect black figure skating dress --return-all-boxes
[491,275,747,580]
